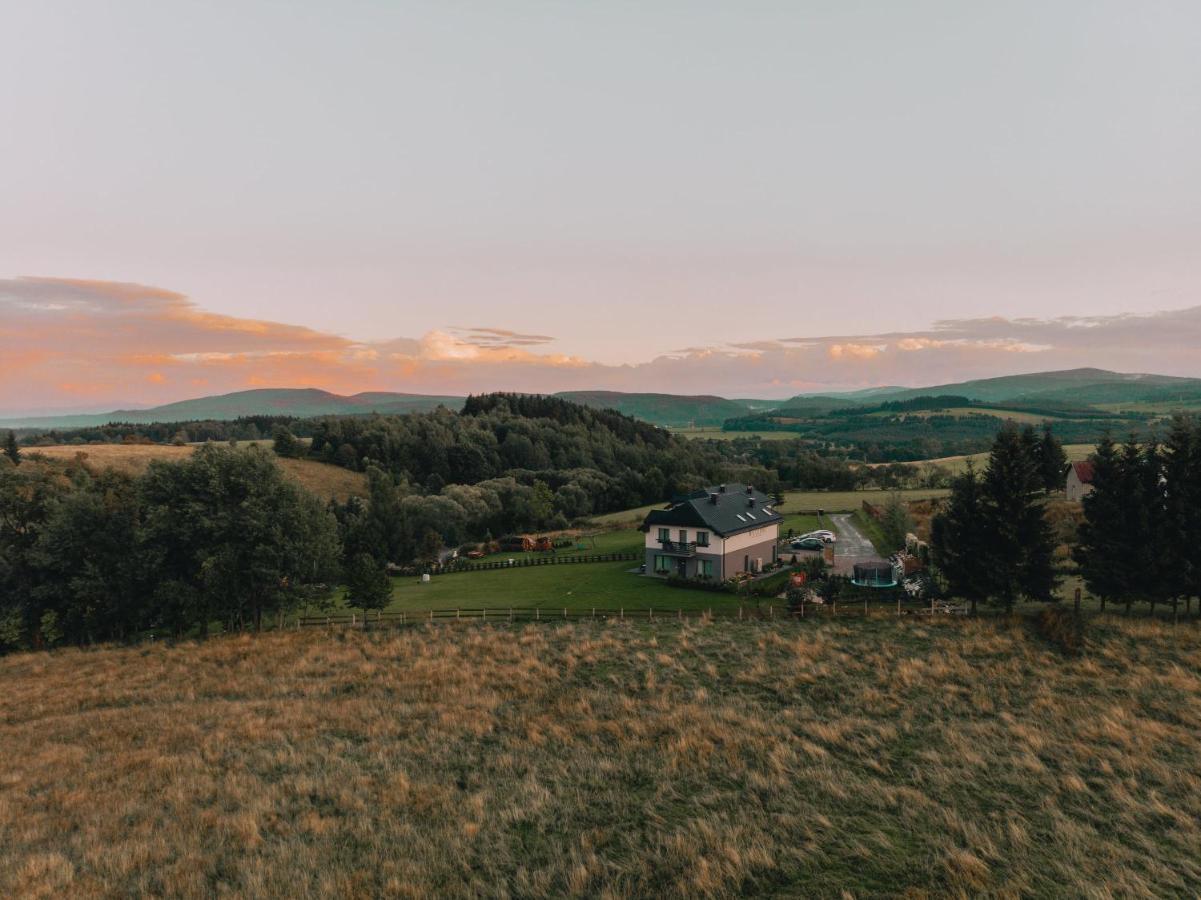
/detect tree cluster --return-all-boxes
[0,446,340,650]
[1075,417,1201,616]
[931,425,1061,613]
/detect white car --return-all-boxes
[801,530,836,544]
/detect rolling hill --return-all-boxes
[550,391,761,426]
[838,368,1201,406]
[0,389,464,429]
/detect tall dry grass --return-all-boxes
[26,445,367,502]
[1,615,1199,897]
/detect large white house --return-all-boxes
[641,483,782,580]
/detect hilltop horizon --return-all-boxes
[6,366,1201,430]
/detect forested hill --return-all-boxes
[550,391,758,427]
[302,393,734,532]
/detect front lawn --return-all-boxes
[384,560,730,612]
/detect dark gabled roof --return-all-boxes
[642,483,783,537]
[1071,461,1095,484]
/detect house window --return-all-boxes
[654,555,672,574]
[699,559,714,578]
[695,530,709,547]
[657,528,670,543]
[678,529,688,544]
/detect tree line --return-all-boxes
[0,446,340,650]
[1074,417,1201,616]
[930,424,1066,613]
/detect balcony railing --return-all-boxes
[658,539,697,555]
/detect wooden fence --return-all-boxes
[296,597,962,629]
[390,551,638,577]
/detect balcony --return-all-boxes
[658,539,697,556]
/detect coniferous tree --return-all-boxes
[1162,416,1201,616]
[1074,434,1130,611]
[1037,425,1067,493]
[930,463,989,615]
[978,425,1058,611]
[1126,438,1170,615]
[3,431,19,466]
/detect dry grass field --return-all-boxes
[26,444,368,502]
[2,616,1199,898]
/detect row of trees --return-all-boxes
[1074,417,1201,615]
[0,446,341,649]
[931,425,1062,613]
[14,415,307,448]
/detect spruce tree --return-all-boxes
[979,425,1058,611]
[1074,434,1130,611]
[1126,438,1169,615]
[3,431,19,466]
[1162,416,1201,616]
[930,463,989,614]
[1037,425,1067,493]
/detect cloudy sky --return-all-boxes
[2,1,1199,413]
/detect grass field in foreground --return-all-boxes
[2,616,1198,897]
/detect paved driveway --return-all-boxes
[827,513,888,576]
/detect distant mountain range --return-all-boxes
[5,369,1201,430]
[839,368,1201,406]
[0,389,464,429]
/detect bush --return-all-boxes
[1036,605,1085,656]
[664,575,732,594]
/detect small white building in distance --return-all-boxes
[1065,461,1095,502]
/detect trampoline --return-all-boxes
[851,561,898,588]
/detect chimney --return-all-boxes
[709,492,719,504]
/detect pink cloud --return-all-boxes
[3,276,1201,414]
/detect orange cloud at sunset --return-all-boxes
[3,276,1201,415]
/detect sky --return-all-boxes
[2,1,1200,413]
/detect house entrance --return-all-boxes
[677,558,687,577]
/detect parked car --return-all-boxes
[801,530,836,544]
[790,536,825,551]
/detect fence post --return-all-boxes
[429,609,433,623]
[352,613,356,627]
[739,605,743,621]
[770,605,774,620]
[677,608,682,622]
[536,608,540,621]
[509,607,513,623]
[650,607,653,621]
[482,607,486,622]
[620,607,624,621]
[456,608,460,620]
